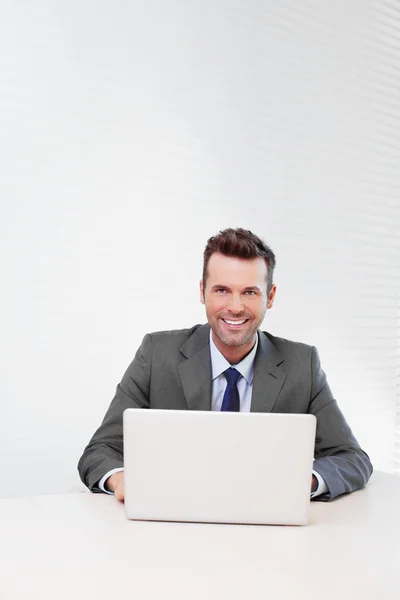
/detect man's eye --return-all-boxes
[245,290,256,295]
[216,289,227,294]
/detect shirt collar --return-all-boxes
[209,329,258,385]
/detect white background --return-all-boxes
[1,0,399,498]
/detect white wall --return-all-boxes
[1,0,399,498]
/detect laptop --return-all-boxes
[123,409,317,526]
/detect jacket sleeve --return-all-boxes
[77,334,152,491]
[309,346,373,501]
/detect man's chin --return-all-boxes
[213,327,254,348]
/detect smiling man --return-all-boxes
[200,251,275,365]
[78,228,373,502]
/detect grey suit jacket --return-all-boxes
[78,324,373,500]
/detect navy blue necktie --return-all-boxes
[221,368,241,412]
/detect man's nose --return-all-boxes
[228,294,244,313]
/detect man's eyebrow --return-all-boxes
[210,284,262,292]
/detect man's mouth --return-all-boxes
[221,318,249,327]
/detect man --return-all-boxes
[78,228,373,502]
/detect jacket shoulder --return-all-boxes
[148,324,203,342]
[261,331,314,361]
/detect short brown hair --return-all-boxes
[202,228,276,294]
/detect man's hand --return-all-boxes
[105,471,125,501]
[311,474,318,494]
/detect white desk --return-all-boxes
[1,471,399,600]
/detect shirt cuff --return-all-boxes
[98,467,124,494]
[310,469,328,499]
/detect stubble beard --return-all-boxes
[209,312,264,348]
[214,326,256,347]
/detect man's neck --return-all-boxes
[211,331,257,365]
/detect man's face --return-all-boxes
[200,253,276,351]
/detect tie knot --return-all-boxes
[224,367,241,386]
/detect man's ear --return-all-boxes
[267,284,277,309]
[200,280,205,305]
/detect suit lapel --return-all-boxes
[251,332,287,413]
[177,324,212,411]
[176,325,286,413]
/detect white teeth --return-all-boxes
[224,319,246,325]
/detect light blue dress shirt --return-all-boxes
[100,330,328,498]
[210,329,258,412]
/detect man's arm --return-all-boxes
[77,334,152,491]
[308,346,373,501]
